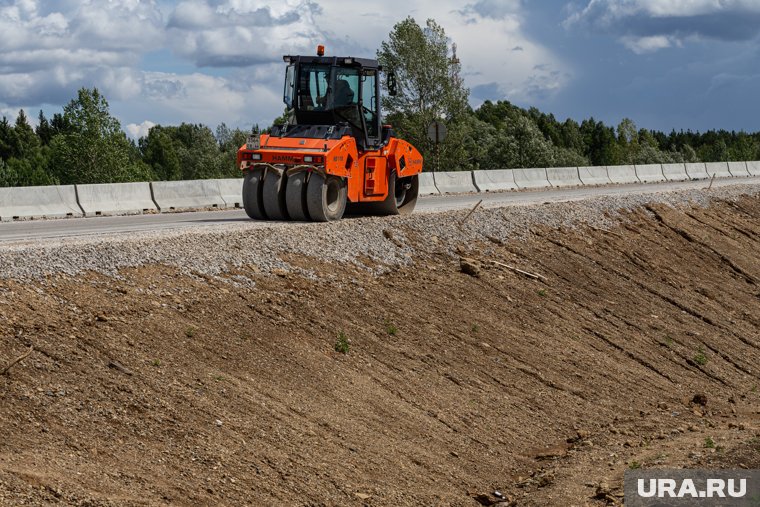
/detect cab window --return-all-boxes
[298,64,330,111]
[361,70,378,138]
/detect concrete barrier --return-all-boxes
[635,164,665,182]
[685,163,709,180]
[150,180,226,211]
[546,167,582,187]
[747,161,760,176]
[0,185,83,221]
[578,166,611,185]
[418,172,440,195]
[704,162,731,178]
[75,182,157,217]
[512,168,550,189]
[433,171,478,193]
[661,163,689,181]
[216,178,244,208]
[472,170,518,192]
[728,161,750,177]
[607,165,639,184]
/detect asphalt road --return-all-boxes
[1,177,758,243]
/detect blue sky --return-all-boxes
[1,0,760,138]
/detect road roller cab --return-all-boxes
[237,46,423,222]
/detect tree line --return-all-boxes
[0,88,247,187]
[1,18,759,187]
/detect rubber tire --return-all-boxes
[347,173,419,216]
[395,173,419,215]
[242,168,266,220]
[285,171,310,221]
[262,168,289,221]
[306,173,347,222]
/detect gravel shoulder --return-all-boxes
[0,184,759,506]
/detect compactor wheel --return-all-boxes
[242,167,266,220]
[306,173,347,222]
[262,168,289,221]
[393,173,419,215]
[347,172,419,216]
[285,171,310,221]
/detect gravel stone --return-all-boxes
[0,183,758,280]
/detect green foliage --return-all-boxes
[384,319,397,336]
[704,436,715,449]
[49,88,152,184]
[693,347,708,366]
[378,17,470,171]
[334,332,350,354]
[2,26,760,189]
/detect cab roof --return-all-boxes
[282,55,381,70]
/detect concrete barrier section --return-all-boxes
[0,185,83,221]
[635,164,665,182]
[472,169,518,192]
[728,161,750,177]
[216,178,244,208]
[685,163,709,180]
[546,167,582,187]
[704,162,731,178]
[150,179,226,211]
[76,182,157,217]
[578,166,611,185]
[512,168,550,189]
[661,163,689,181]
[607,165,639,184]
[746,161,760,176]
[433,171,478,193]
[417,172,440,195]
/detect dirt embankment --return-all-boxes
[1,196,759,506]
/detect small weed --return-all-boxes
[693,347,708,366]
[628,461,642,470]
[213,375,224,382]
[185,327,196,338]
[704,436,715,449]
[751,385,757,393]
[151,359,161,367]
[471,323,479,333]
[537,289,547,297]
[664,336,674,347]
[384,319,397,336]
[334,332,350,354]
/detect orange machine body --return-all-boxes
[237,133,423,203]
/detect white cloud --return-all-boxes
[620,34,674,53]
[566,0,760,53]
[313,0,567,104]
[125,120,156,139]
[166,0,324,66]
[0,0,569,132]
[0,0,164,106]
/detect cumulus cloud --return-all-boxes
[125,120,156,139]
[566,0,760,52]
[0,0,164,105]
[166,0,325,67]
[314,0,567,104]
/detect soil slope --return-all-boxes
[1,196,759,506]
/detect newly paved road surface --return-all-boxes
[1,177,758,243]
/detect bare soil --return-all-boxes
[1,197,759,506]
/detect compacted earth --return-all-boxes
[0,189,758,506]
